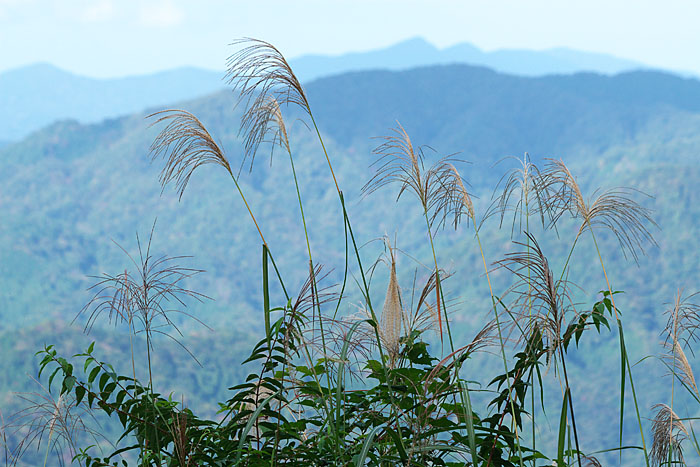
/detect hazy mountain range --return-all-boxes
[1,53,699,464]
[3,64,697,330]
[290,36,647,81]
[0,37,654,142]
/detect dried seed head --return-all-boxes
[148,110,231,200]
[239,95,291,172]
[148,107,269,245]
[226,39,309,170]
[363,122,462,229]
[380,245,405,367]
[581,456,602,467]
[74,225,210,365]
[651,403,688,467]
[664,336,699,396]
[489,153,553,237]
[493,232,577,367]
[542,158,657,262]
[5,379,99,464]
[364,123,424,203]
[432,163,475,229]
[226,38,310,116]
[663,289,700,349]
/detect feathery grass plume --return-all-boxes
[432,163,476,229]
[581,456,602,467]
[288,265,345,372]
[4,380,102,467]
[74,225,210,382]
[663,336,699,396]
[542,158,657,262]
[227,37,345,195]
[663,290,700,350]
[380,244,405,367]
[406,268,452,338]
[148,110,232,200]
[291,264,337,323]
[422,321,497,395]
[493,232,578,368]
[543,159,655,462]
[239,95,292,172]
[363,122,460,225]
[651,403,688,466]
[489,153,553,236]
[226,38,310,118]
[226,39,310,166]
[660,291,700,416]
[363,258,452,357]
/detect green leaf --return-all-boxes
[75,385,86,404]
[459,381,479,465]
[88,366,100,385]
[618,319,626,463]
[233,388,282,466]
[99,372,110,392]
[557,388,569,466]
[386,427,408,462]
[355,426,381,466]
[63,375,77,394]
[262,243,271,344]
[48,367,61,391]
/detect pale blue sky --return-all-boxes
[1,0,698,78]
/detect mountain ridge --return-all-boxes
[290,36,648,82]
[0,37,663,142]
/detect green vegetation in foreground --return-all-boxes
[1,39,699,466]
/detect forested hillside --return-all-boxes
[1,63,698,464]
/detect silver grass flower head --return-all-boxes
[363,122,462,229]
[381,249,404,367]
[148,109,231,200]
[542,158,657,262]
[581,457,602,467]
[226,38,310,116]
[489,153,553,237]
[239,95,292,172]
[651,403,688,467]
[664,289,700,349]
[226,39,309,169]
[664,336,699,396]
[432,163,475,229]
[492,232,576,369]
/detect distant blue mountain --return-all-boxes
[0,63,224,141]
[288,37,648,82]
[0,38,655,141]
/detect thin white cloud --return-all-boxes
[138,0,183,28]
[0,0,25,20]
[81,0,114,22]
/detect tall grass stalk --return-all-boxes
[491,154,554,466]
[434,162,530,464]
[542,159,658,466]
